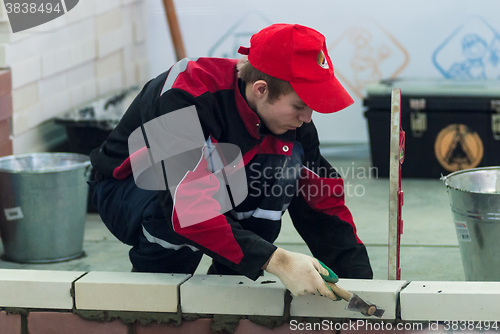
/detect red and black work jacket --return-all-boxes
[90,57,370,280]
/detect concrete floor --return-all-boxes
[0,144,465,281]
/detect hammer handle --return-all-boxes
[326,282,353,301]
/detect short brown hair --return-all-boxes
[237,56,293,102]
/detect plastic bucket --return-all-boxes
[0,153,91,263]
[442,167,500,281]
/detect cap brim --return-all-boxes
[291,76,354,114]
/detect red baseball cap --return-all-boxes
[238,23,354,113]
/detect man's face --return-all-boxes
[256,90,314,135]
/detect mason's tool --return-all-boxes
[325,281,385,318]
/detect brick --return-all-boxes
[135,319,212,334]
[12,81,39,112]
[0,311,21,334]
[10,56,41,89]
[65,0,95,24]
[124,63,137,87]
[39,72,67,99]
[0,269,85,309]
[0,138,12,157]
[94,6,123,35]
[0,93,12,121]
[12,110,29,135]
[136,59,150,84]
[42,38,96,78]
[96,28,125,58]
[132,18,146,44]
[400,281,500,321]
[235,320,336,334]
[97,71,124,96]
[12,102,43,135]
[0,69,12,96]
[95,50,123,78]
[69,80,98,107]
[180,275,286,316]
[290,279,407,320]
[94,0,120,15]
[66,61,95,87]
[42,90,70,120]
[27,312,127,334]
[134,42,148,59]
[74,271,191,312]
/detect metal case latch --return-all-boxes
[409,98,427,138]
[491,100,500,140]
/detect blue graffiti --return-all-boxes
[433,17,500,79]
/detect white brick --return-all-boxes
[74,271,190,312]
[42,38,96,78]
[180,275,286,316]
[124,63,136,87]
[95,50,122,78]
[11,120,66,154]
[39,72,67,98]
[0,269,85,309]
[96,27,125,58]
[13,81,39,112]
[97,71,123,96]
[135,59,149,84]
[69,37,96,68]
[401,281,500,321]
[0,34,42,66]
[69,79,97,106]
[290,279,407,320]
[66,61,95,87]
[65,0,95,24]
[42,90,70,120]
[120,0,140,5]
[12,103,44,135]
[132,19,146,44]
[42,45,71,78]
[94,6,122,35]
[12,110,29,135]
[94,0,120,15]
[134,42,148,59]
[0,0,9,22]
[11,56,42,89]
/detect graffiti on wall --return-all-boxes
[433,17,500,80]
[328,18,409,98]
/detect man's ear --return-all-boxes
[252,80,268,99]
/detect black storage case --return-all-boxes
[364,79,500,178]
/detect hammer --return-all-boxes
[326,281,385,318]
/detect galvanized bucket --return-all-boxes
[0,153,91,263]
[442,167,500,281]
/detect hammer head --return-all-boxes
[345,293,385,318]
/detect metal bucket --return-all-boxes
[442,167,500,281]
[0,153,91,263]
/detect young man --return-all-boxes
[89,23,372,300]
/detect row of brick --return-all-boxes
[2,269,500,320]
[1,269,498,333]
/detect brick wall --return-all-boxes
[0,269,497,334]
[0,0,149,154]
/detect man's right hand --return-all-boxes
[264,248,339,300]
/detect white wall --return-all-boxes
[146,0,500,144]
[1,0,150,154]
